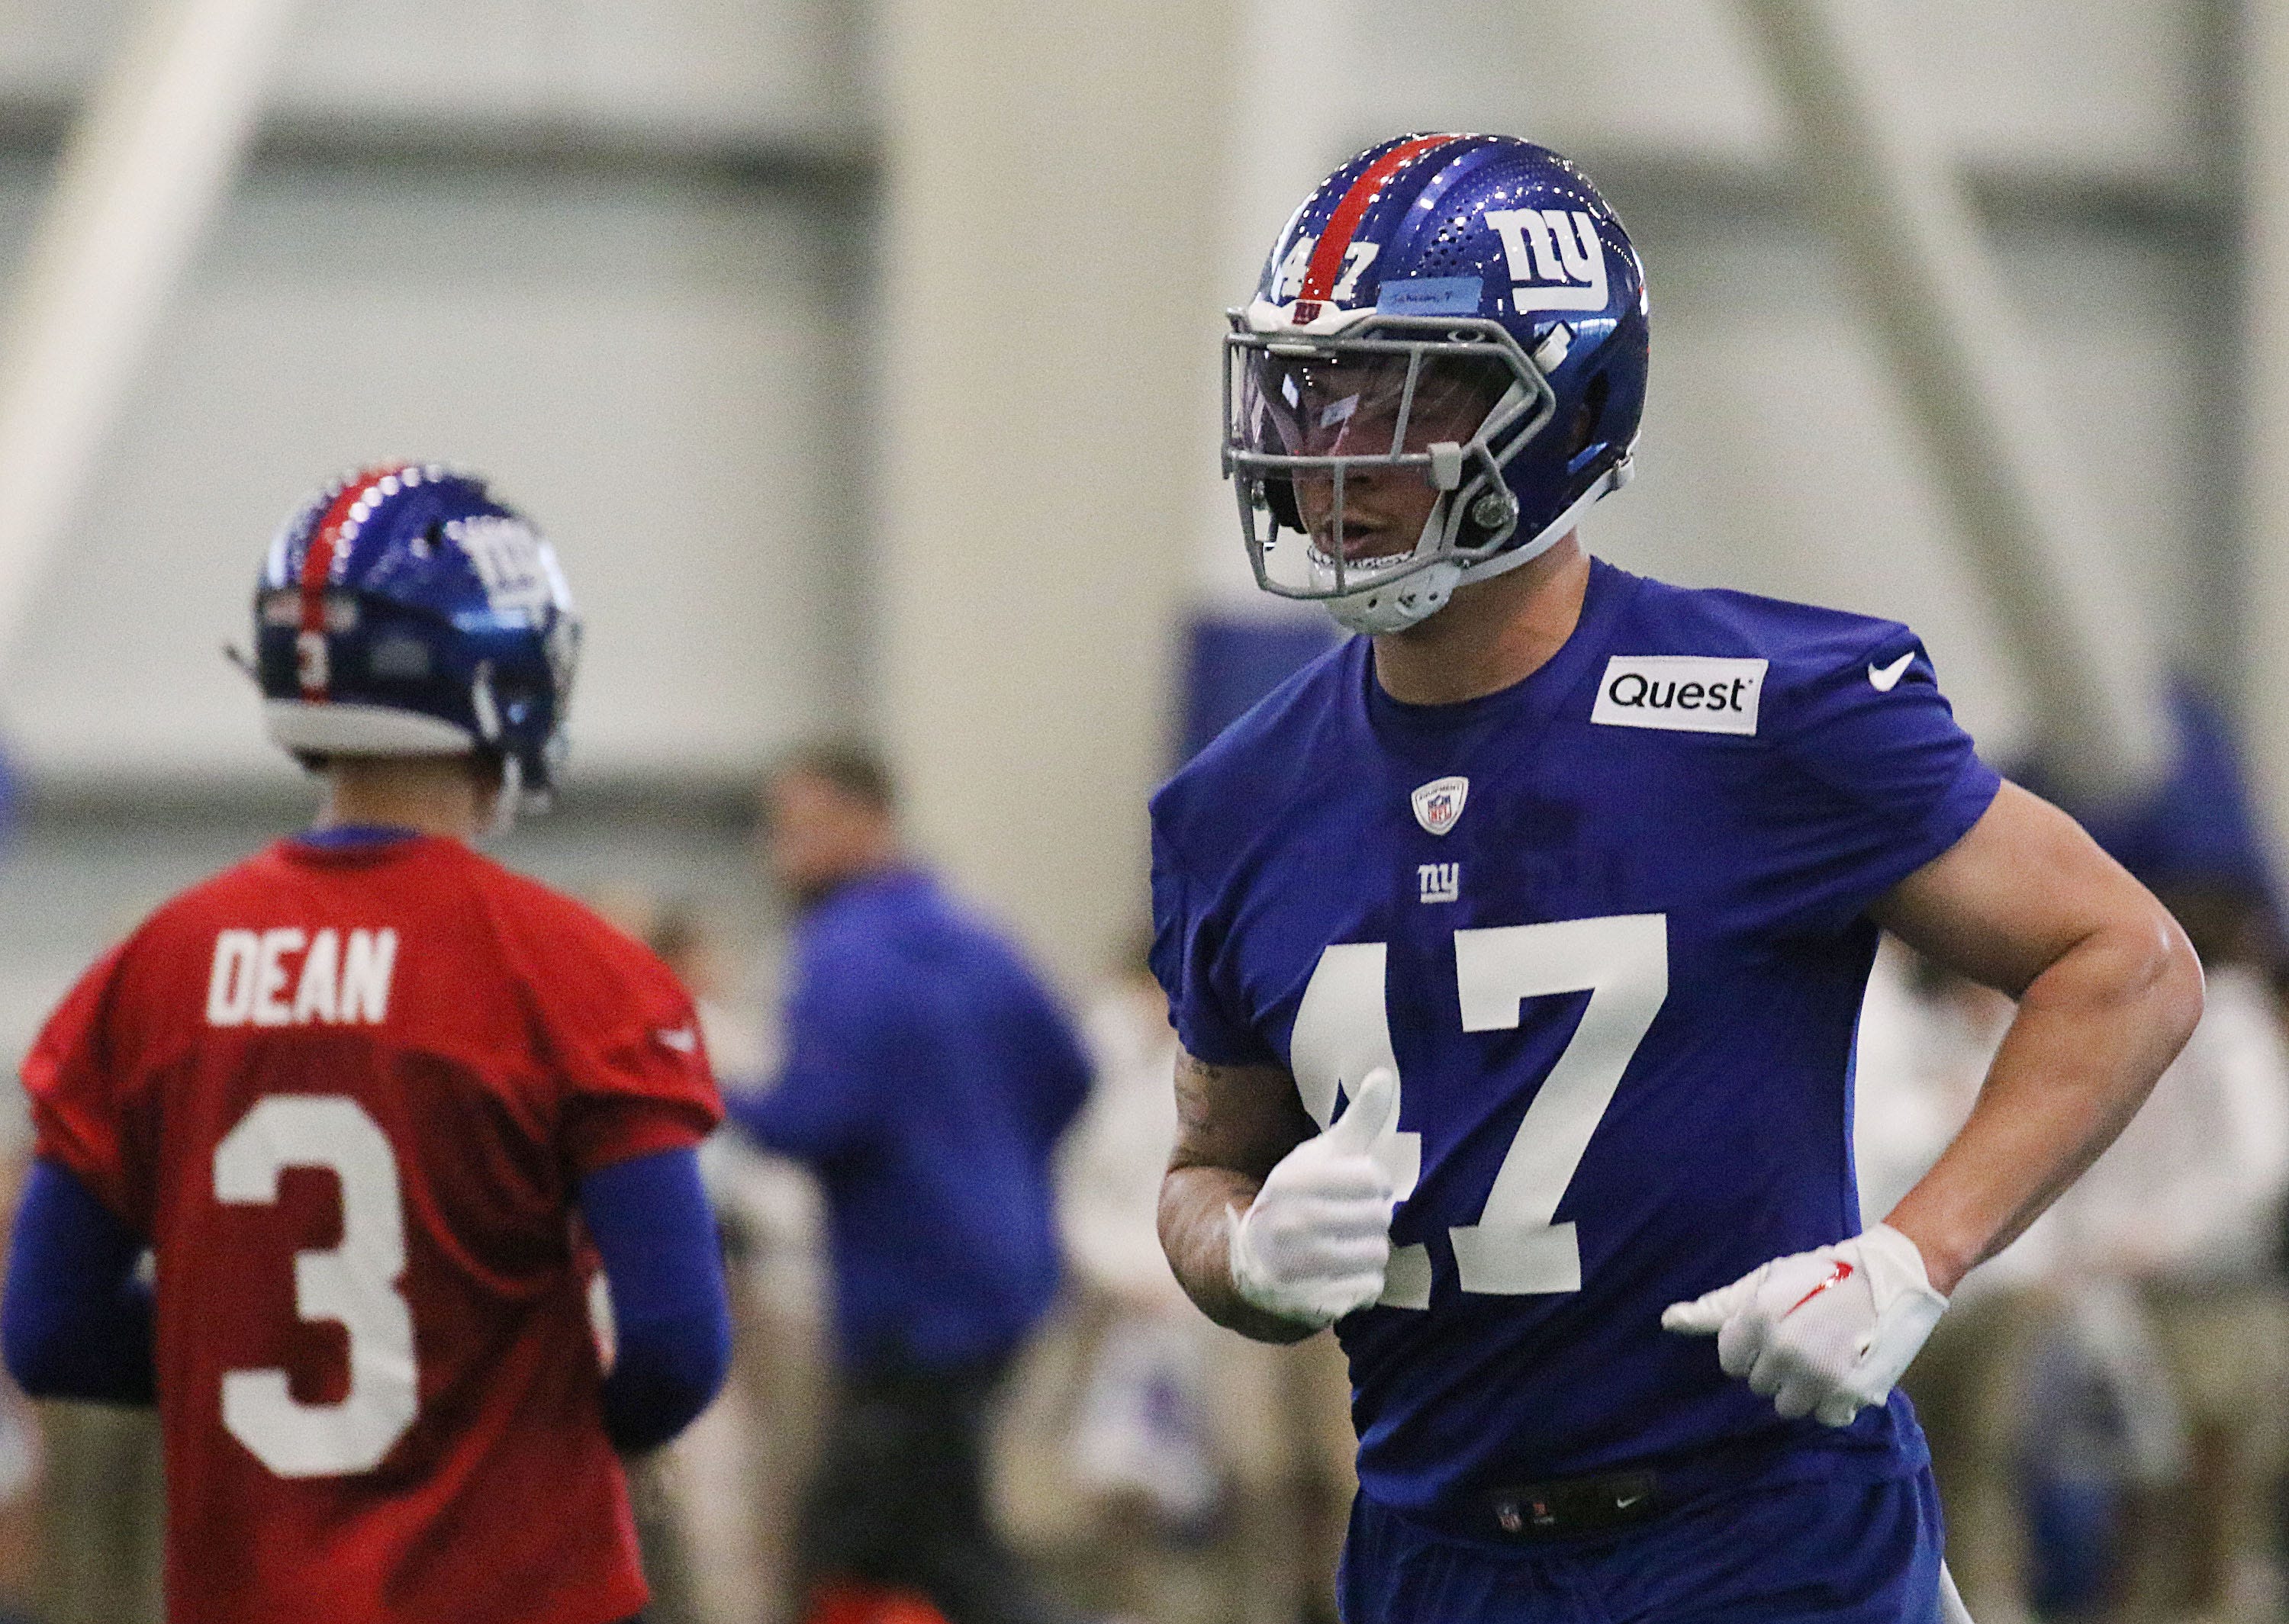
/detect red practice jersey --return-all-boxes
[22,834,723,1624]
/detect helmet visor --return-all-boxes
[1225,322,1552,600]
[1243,347,1512,467]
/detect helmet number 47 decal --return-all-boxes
[1486,208,1610,313]
[1273,236,1380,305]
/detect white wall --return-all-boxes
[0,0,864,140]
[0,155,870,786]
[0,0,2248,1108]
[875,0,1230,977]
[0,0,874,789]
[1582,200,2217,765]
[1189,0,2229,777]
[1338,0,2212,180]
[0,0,2239,818]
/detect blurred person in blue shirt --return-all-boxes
[730,741,1092,1624]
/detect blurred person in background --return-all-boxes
[1156,134,2202,1624]
[1060,937,1223,1597]
[1861,687,2289,1624]
[0,1154,49,1624]
[2055,915,2289,1624]
[584,890,811,1624]
[1058,937,1354,1624]
[645,899,830,1624]
[1853,939,2051,1622]
[1859,898,2289,1624]
[2058,754,2289,1622]
[2019,687,2289,1622]
[0,466,732,1624]
[730,743,1091,1624]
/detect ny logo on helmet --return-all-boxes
[1485,208,1609,314]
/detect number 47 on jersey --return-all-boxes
[1288,914,1668,1307]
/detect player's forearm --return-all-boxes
[1157,1166,1318,1344]
[579,1148,733,1452]
[2,1160,157,1405]
[1884,912,2203,1294]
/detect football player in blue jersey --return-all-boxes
[1151,134,2204,1622]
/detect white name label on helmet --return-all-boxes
[1591,656,1768,736]
[1486,208,1610,314]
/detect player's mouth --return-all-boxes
[1309,516,1414,567]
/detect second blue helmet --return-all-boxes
[253,464,581,806]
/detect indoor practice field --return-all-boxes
[0,4,2284,1624]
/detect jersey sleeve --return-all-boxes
[1753,628,2002,937]
[736,940,899,1163]
[20,944,149,1233]
[1004,973,1093,1154]
[523,918,725,1177]
[1149,815,1280,1068]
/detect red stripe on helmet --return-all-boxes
[1292,133,1467,323]
[298,463,413,699]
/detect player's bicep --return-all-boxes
[1167,1045,1315,1182]
[1869,780,2178,998]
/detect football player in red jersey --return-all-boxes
[1,465,732,1624]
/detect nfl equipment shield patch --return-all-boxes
[1411,776,1468,836]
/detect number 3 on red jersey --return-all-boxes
[1289,914,1668,1306]
[213,1095,418,1478]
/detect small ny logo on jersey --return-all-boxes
[1411,775,1469,837]
[1418,863,1460,905]
[1485,208,1610,314]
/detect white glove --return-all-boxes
[1659,1224,1948,1428]
[1226,1067,1397,1329]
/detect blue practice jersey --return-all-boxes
[1149,558,2001,1529]
[736,870,1093,1373]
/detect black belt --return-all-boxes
[1477,1468,1663,1542]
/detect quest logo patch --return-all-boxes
[1590,655,1769,736]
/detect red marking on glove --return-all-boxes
[1783,1259,1854,1317]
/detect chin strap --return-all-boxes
[477,754,522,845]
[1318,452,1634,636]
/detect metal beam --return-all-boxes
[1734,0,2172,800]
[0,0,300,669]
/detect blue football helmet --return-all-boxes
[1225,133,1650,633]
[253,464,581,807]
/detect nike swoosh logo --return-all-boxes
[1867,651,1914,692]
[1614,1492,1645,1509]
[1784,1259,1855,1317]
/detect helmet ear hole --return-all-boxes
[1569,371,1611,460]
